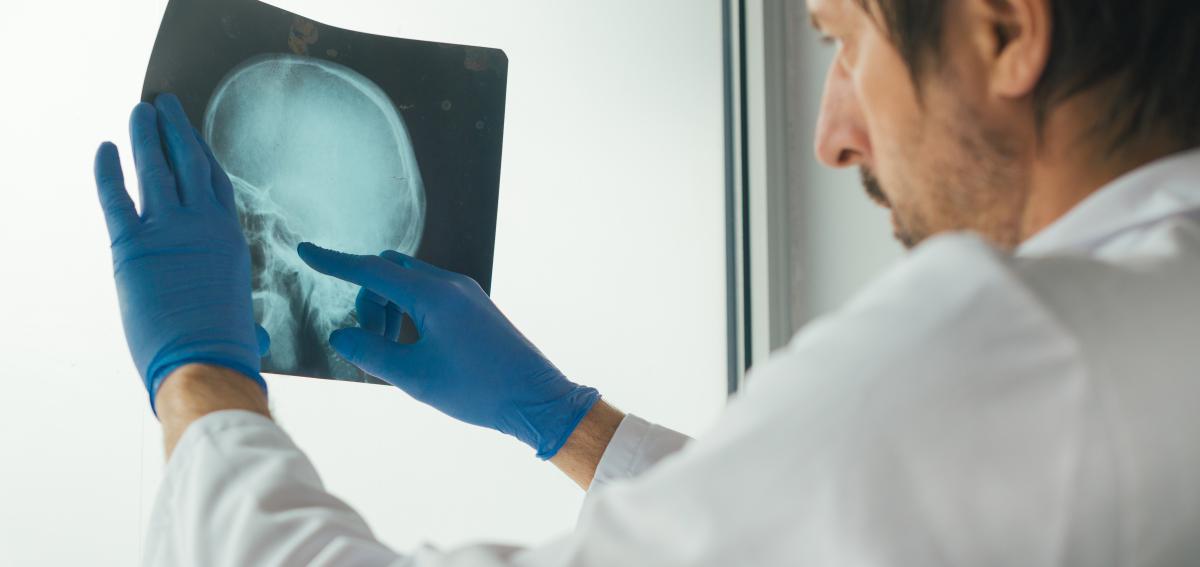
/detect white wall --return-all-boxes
[0,1,730,563]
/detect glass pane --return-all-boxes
[0,0,730,561]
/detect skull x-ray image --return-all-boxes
[143,0,508,383]
[205,54,426,381]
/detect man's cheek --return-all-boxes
[858,35,921,132]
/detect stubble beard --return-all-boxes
[862,100,1026,252]
[860,166,921,250]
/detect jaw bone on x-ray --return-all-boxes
[143,0,508,383]
[204,54,426,380]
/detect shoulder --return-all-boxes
[767,233,1079,386]
[729,234,1097,564]
[738,233,1087,438]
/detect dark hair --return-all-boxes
[858,0,1200,153]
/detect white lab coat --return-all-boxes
[145,148,1200,566]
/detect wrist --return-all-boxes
[150,358,266,411]
[549,400,625,490]
[155,364,270,456]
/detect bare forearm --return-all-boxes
[155,364,271,457]
[549,400,625,490]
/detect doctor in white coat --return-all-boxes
[91,0,1200,565]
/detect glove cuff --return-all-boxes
[148,359,269,418]
[533,386,602,460]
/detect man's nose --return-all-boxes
[814,63,870,169]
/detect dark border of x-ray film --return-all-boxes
[142,0,508,384]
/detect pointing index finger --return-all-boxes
[297,243,423,314]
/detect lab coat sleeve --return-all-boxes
[588,414,692,492]
[143,412,693,567]
[146,233,1099,567]
[143,410,407,567]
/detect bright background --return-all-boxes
[0,0,732,563]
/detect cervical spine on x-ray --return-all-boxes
[203,53,426,380]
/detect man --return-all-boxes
[93,0,1200,565]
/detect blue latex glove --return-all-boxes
[93,94,268,411]
[298,243,600,459]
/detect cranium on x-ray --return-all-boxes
[203,53,426,381]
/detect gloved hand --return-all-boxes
[93,94,267,411]
[298,243,600,459]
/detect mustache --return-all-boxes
[860,167,889,207]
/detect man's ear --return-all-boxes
[977,0,1051,99]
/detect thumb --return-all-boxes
[255,324,271,358]
[329,328,421,389]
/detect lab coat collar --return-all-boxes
[1017,147,1200,256]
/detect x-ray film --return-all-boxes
[142,0,507,384]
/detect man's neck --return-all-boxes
[1018,102,1184,243]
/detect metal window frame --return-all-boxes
[724,0,793,395]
